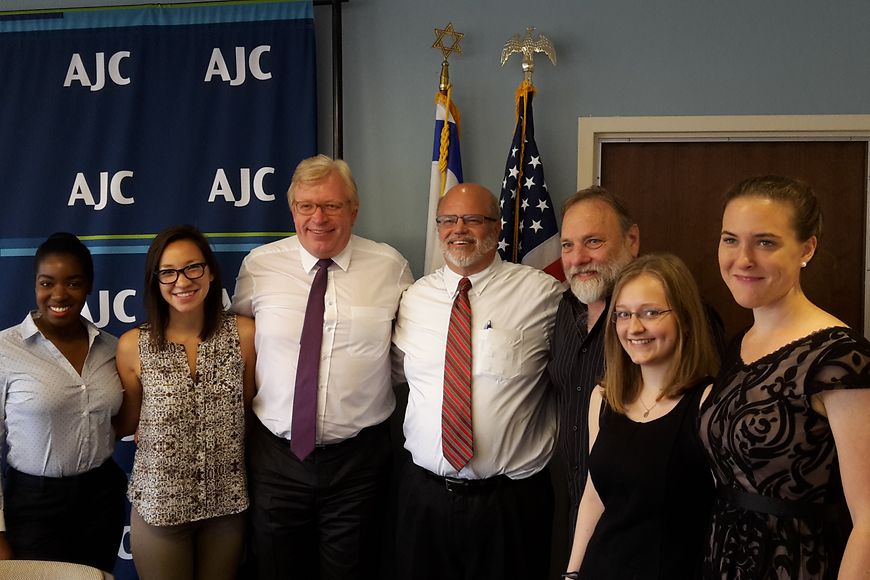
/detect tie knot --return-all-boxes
[316,258,333,270]
[457,277,472,294]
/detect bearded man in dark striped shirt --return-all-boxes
[549,186,639,540]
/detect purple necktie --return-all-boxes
[291,258,333,461]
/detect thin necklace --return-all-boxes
[639,396,658,418]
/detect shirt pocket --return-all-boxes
[474,327,523,381]
[348,306,392,359]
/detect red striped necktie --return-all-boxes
[442,276,473,471]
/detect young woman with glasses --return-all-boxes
[564,253,719,580]
[114,224,256,580]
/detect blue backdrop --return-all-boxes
[0,1,316,576]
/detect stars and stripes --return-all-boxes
[497,81,564,281]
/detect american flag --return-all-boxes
[497,81,564,281]
[425,89,463,275]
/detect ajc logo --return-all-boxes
[209,167,276,207]
[118,525,132,560]
[64,52,130,91]
[68,171,135,210]
[205,46,271,86]
[67,169,278,209]
[81,289,233,329]
[82,290,136,328]
[63,46,272,91]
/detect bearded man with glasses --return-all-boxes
[392,183,563,580]
[231,154,413,580]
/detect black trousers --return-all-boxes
[5,459,127,572]
[396,461,554,580]
[247,418,391,580]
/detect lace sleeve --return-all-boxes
[808,327,870,395]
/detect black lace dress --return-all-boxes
[699,327,870,579]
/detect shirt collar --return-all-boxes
[592,294,613,332]
[441,255,502,297]
[297,236,353,274]
[579,294,612,338]
[20,310,101,347]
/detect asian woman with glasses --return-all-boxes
[563,253,719,580]
[114,224,256,580]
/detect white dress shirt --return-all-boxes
[394,257,563,480]
[0,312,123,530]
[232,234,413,444]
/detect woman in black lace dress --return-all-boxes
[700,176,870,579]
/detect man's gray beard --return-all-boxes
[568,249,633,304]
[441,232,498,269]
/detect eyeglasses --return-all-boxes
[156,262,208,285]
[611,309,673,324]
[294,201,347,216]
[435,214,498,227]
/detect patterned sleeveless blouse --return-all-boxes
[128,313,248,526]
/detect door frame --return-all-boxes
[576,114,870,335]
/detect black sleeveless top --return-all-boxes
[579,378,714,580]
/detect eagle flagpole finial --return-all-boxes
[500,26,556,82]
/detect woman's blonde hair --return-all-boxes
[601,253,719,413]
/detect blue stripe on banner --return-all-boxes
[0,248,46,257]
[0,0,312,33]
[90,245,150,255]
[0,238,287,257]
[212,243,271,252]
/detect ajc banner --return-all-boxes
[0,1,316,577]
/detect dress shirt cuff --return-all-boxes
[0,508,6,532]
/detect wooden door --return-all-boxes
[600,141,867,340]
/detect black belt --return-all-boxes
[718,486,826,519]
[8,458,119,491]
[420,466,512,493]
[255,416,387,453]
